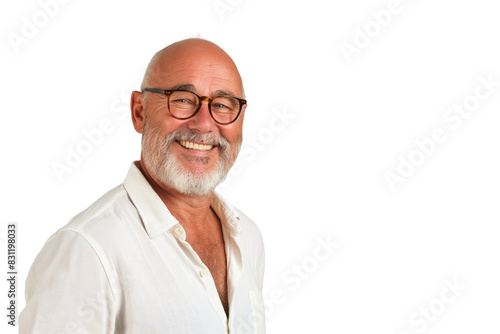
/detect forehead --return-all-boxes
[152,46,244,96]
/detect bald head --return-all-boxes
[141,38,244,97]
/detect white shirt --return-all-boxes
[20,162,266,333]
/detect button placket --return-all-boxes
[172,219,228,325]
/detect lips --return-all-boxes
[178,140,214,151]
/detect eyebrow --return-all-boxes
[168,83,238,97]
[169,83,196,91]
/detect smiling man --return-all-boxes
[20,39,266,333]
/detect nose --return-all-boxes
[186,98,217,134]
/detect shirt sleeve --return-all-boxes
[20,230,115,333]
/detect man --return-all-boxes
[20,38,265,333]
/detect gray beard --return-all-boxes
[141,122,241,197]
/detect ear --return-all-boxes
[131,91,146,133]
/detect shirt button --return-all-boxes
[174,227,183,236]
[200,270,208,277]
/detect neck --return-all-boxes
[137,160,215,229]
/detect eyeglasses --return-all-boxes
[142,88,247,125]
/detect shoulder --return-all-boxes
[57,184,134,238]
[26,183,137,295]
[37,183,138,267]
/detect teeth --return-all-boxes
[179,140,213,151]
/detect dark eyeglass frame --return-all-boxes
[142,88,247,125]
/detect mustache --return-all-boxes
[161,129,232,160]
[170,130,230,149]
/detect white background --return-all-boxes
[1,0,500,333]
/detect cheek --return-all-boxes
[220,125,243,145]
[149,111,185,136]
[147,101,178,129]
[147,100,167,118]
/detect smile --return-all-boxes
[178,140,214,151]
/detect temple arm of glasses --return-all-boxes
[142,88,166,94]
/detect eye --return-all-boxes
[169,91,198,107]
[212,97,238,113]
[172,98,194,104]
[213,103,229,109]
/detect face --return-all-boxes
[132,41,246,196]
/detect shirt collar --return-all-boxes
[210,192,241,236]
[123,161,241,239]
